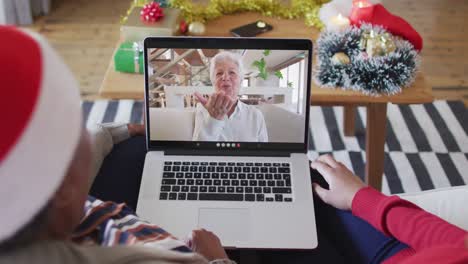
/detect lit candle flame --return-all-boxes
[355,1,371,8]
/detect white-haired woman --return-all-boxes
[192,51,268,142]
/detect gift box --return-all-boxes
[114,42,144,74]
[121,7,181,42]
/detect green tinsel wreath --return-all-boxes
[314,24,421,95]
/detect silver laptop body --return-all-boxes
[137,37,317,249]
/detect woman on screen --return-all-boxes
[192,51,268,142]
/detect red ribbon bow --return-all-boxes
[140,2,164,23]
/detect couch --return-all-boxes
[398,185,468,230]
[149,104,306,142]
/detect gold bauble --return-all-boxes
[188,21,206,35]
[331,52,350,65]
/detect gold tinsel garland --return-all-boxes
[122,0,328,28]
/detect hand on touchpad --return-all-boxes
[198,208,251,243]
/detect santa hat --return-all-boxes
[0,26,82,242]
[349,4,423,51]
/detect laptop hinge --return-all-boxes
[163,149,290,157]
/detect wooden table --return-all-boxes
[99,13,433,190]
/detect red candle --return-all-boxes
[350,0,374,26]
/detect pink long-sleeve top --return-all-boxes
[352,187,468,264]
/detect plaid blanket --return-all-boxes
[72,196,191,253]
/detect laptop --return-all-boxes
[137,37,317,249]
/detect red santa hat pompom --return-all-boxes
[0,26,82,242]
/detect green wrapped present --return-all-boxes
[114,42,144,74]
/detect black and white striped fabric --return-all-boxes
[82,100,467,195]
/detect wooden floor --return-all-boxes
[27,0,130,95]
[26,0,468,106]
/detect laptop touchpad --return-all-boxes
[198,208,251,242]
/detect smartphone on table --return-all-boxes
[230,20,273,37]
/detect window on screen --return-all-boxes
[147,49,309,143]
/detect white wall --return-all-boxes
[0,0,17,24]
[0,0,50,25]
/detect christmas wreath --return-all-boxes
[314,24,420,95]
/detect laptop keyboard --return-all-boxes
[159,161,293,202]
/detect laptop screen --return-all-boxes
[144,38,312,153]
